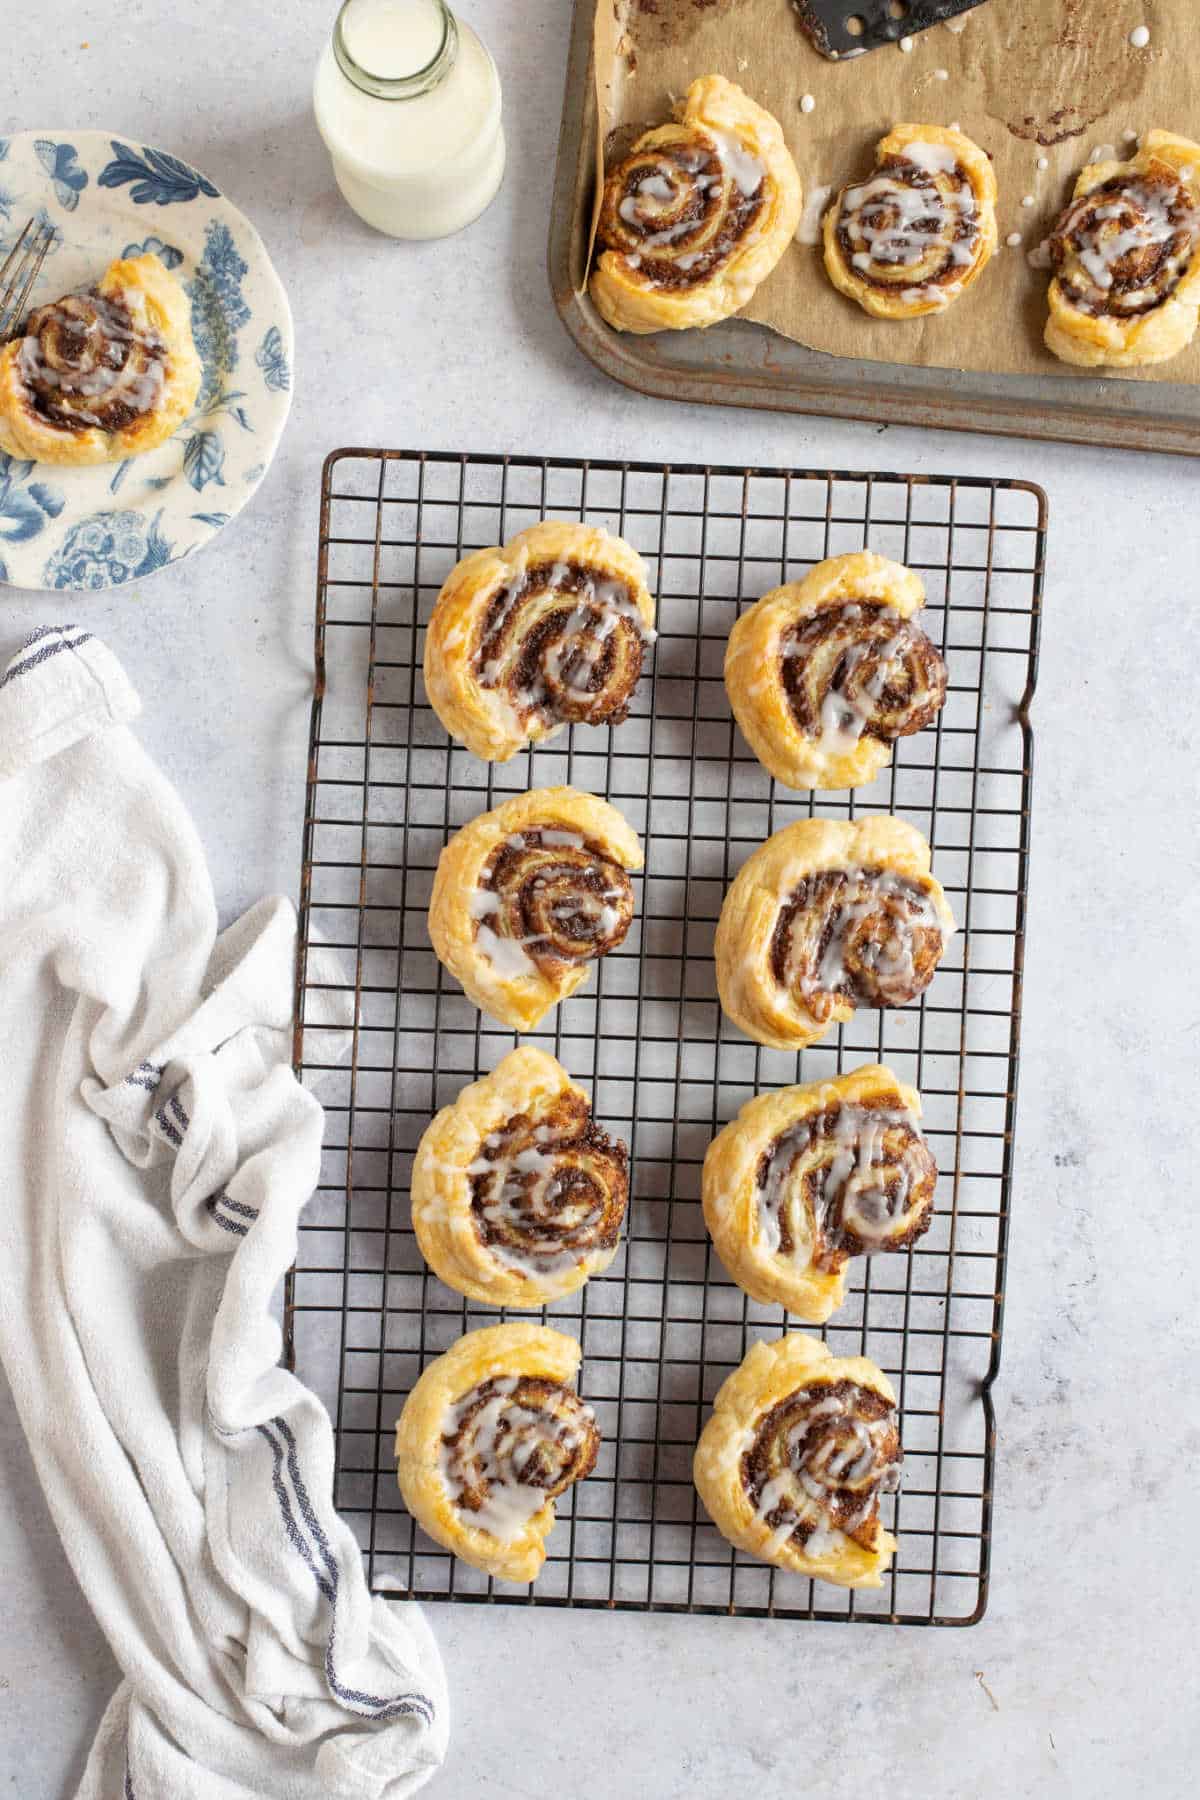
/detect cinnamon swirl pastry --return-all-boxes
[715,816,954,1051]
[823,124,998,319]
[725,551,947,791]
[0,253,200,465]
[428,786,642,1032]
[396,1323,599,1582]
[590,74,802,334]
[424,521,655,762]
[1042,131,1200,368]
[412,1047,629,1306]
[694,1333,901,1588]
[703,1065,936,1322]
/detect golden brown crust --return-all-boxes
[590,74,802,334]
[411,1047,629,1307]
[1043,130,1200,369]
[0,253,201,464]
[702,1064,936,1322]
[823,123,998,320]
[395,1323,596,1583]
[714,816,954,1051]
[423,520,655,762]
[724,551,945,791]
[427,786,644,1032]
[694,1333,900,1588]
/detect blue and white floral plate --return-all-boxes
[0,129,293,591]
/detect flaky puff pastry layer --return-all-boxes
[396,1323,591,1583]
[724,551,934,791]
[428,786,643,1032]
[423,520,655,762]
[714,815,954,1051]
[694,1334,899,1588]
[0,253,200,465]
[590,75,802,334]
[1044,131,1200,369]
[412,1047,627,1307]
[702,1064,929,1323]
[823,124,998,320]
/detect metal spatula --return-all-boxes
[795,0,990,59]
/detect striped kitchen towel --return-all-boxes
[0,626,447,1799]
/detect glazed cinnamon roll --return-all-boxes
[396,1323,599,1582]
[428,787,642,1032]
[725,551,947,791]
[715,817,954,1051]
[412,1048,629,1306]
[0,253,200,465]
[424,521,656,762]
[694,1333,901,1588]
[703,1065,936,1322]
[590,74,802,334]
[823,124,998,319]
[1042,130,1200,368]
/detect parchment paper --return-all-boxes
[590,0,1196,381]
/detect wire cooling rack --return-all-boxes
[288,448,1044,1626]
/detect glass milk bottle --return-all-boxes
[313,0,505,239]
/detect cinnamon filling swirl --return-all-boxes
[757,1096,936,1269]
[598,132,766,288]
[770,865,947,1019]
[476,560,650,730]
[440,1374,600,1541]
[17,289,167,434]
[781,600,947,750]
[741,1378,901,1557]
[1048,165,1200,317]
[835,149,980,302]
[469,1088,629,1275]
[470,827,635,981]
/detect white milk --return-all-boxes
[314,0,505,240]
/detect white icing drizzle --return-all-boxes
[796,183,833,245]
[472,921,537,978]
[478,562,652,711]
[438,1377,595,1542]
[782,602,915,754]
[1006,232,1022,248]
[1129,25,1150,50]
[800,93,816,115]
[708,128,766,200]
[756,1100,926,1259]
[838,146,978,303]
[748,1387,899,1560]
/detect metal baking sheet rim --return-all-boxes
[548,0,1200,457]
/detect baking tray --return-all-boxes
[548,0,1200,456]
[287,446,1043,1625]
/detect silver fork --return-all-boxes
[0,218,56,341]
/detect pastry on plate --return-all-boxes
[724,550,947,791]
[428,786,642,1032]
[0,252,200,464]
[591,74,803,334]
[424,520,656,762]
[412,1047,630,1307]
[714,816,954,1051]
[702,1063,936,1322]
[823,123,998,318]
[1042,129,1200,368]
[395,1322,599,1582]
[694,1332,901,1588]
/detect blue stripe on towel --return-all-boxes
[0,627,93,691]
[153,1106,183,1148]
[204,1197,248,1238]
[259,1419,435,1727]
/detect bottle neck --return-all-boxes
[332,0,459,101]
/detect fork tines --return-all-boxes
[0,217,55,341]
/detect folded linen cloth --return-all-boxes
[0,625,447,1798]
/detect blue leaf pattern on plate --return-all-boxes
[98,141,220,205]
[182,430,226,492]
[255,325,290,392]
[0,455,66,546]
[192,511,230,527]
[187,220,250,410]
[34,139,88,212]
[44,509,176,589]
[122,233,184,270]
